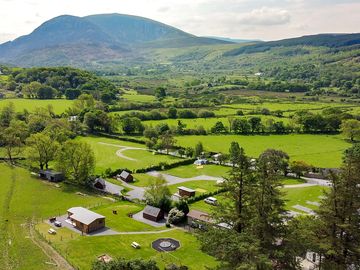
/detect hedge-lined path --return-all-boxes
[147,171,224,185]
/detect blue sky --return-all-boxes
[0,0,359,43]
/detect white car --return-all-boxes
[54,221,62,227]
[204,197,218,205]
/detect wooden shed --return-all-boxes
[119,171,134,183]
[39,170,64,182]
[143,205,164,222]
[178,186,196,198]
[67,207,105,234]
[94,178,106,190]
[187,209,212,225]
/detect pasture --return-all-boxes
[0,163,109,270]
[175,134,350,168]
[0,98,74,114]
[76,136,182,173]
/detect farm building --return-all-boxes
[39,170,64,182]
[143,205,164,222]
[178,186,196,198]
[118,171,134,182]
[187,209,212,225]
[67,207,105,234]
[94,178,106,190]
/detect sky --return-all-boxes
[0,0,359,43]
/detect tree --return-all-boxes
[26,133,59,170]
[249,117,262,133]
[144,177,172,212]
[158,131,176,154]
[290,160,311,178]
[232,118,251,134]
[194,142,204,158]
[0,120,28,164]
[168,107,177,119]
[36,85,58,99]
[341,119,360,142]
[92,258,159,270]
[155,86,167,100]
[23,81,41,98]
[0,102,15,127]
[259,149,289,176]
[229,142,242,166]
[314,144,360,269]
[55,141,95,185]
[211,121,227,134]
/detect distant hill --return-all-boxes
[224,33,360,56]
[204,36,262,44]
[0,13,229,66]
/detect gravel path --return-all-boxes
[98,142,150,162]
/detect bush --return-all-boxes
[167,208,185,224]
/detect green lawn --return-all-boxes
[163,164,230,178]
[284,185,329,211]
[167,180,220,195]
[36,225,218,270]
[0,98,74,114]
[0,162,109,270]
[281,177,306,185]
[175,134,350,168]
[75,136,182,173]
[91,202,166,232]
[132,173,160,187]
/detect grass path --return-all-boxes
[98,142,148,161]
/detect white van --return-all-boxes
[204,197,218,205]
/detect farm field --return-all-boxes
[76,136,182,173]
[0,98,74,114]
[175,134,351,168]
[36,225,218,270]
[0,163,109,270]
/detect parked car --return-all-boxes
[204,197,218,205]
[54,221,62,227]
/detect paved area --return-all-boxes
[132,210,167,227]
[292,205,316,215]
[119,180,145,200]
[301,177,332,187]
[283,183,317,189]
[147,171,224,185]
[47,215,120,236]
[95,180,124,196]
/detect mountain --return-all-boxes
[224,33,360,56]
[204,36,262,44]
[0,13,229,66]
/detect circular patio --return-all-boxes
[152,238,180,252]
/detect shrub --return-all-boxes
[167,208,185,224]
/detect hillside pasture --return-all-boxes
[0,98,74,114]
[175,134,350,168]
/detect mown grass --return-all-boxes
[163,164,230,178]
[0,98,74,114]
[175,134,350,168]
[36,226,218,270]
[76,136,182,173]
[0,163,109,270]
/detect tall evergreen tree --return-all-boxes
[315,144,360,269]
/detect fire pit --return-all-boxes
[152,238,180,252]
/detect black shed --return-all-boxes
[143,205,164,222]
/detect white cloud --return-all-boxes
[236,7,291,25]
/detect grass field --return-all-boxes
[0,98,74,114]
[175,134,350,168]
[76,136,182,173]
[36,226,218,270]
[0,163,109,270]
[162,164,230,178]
